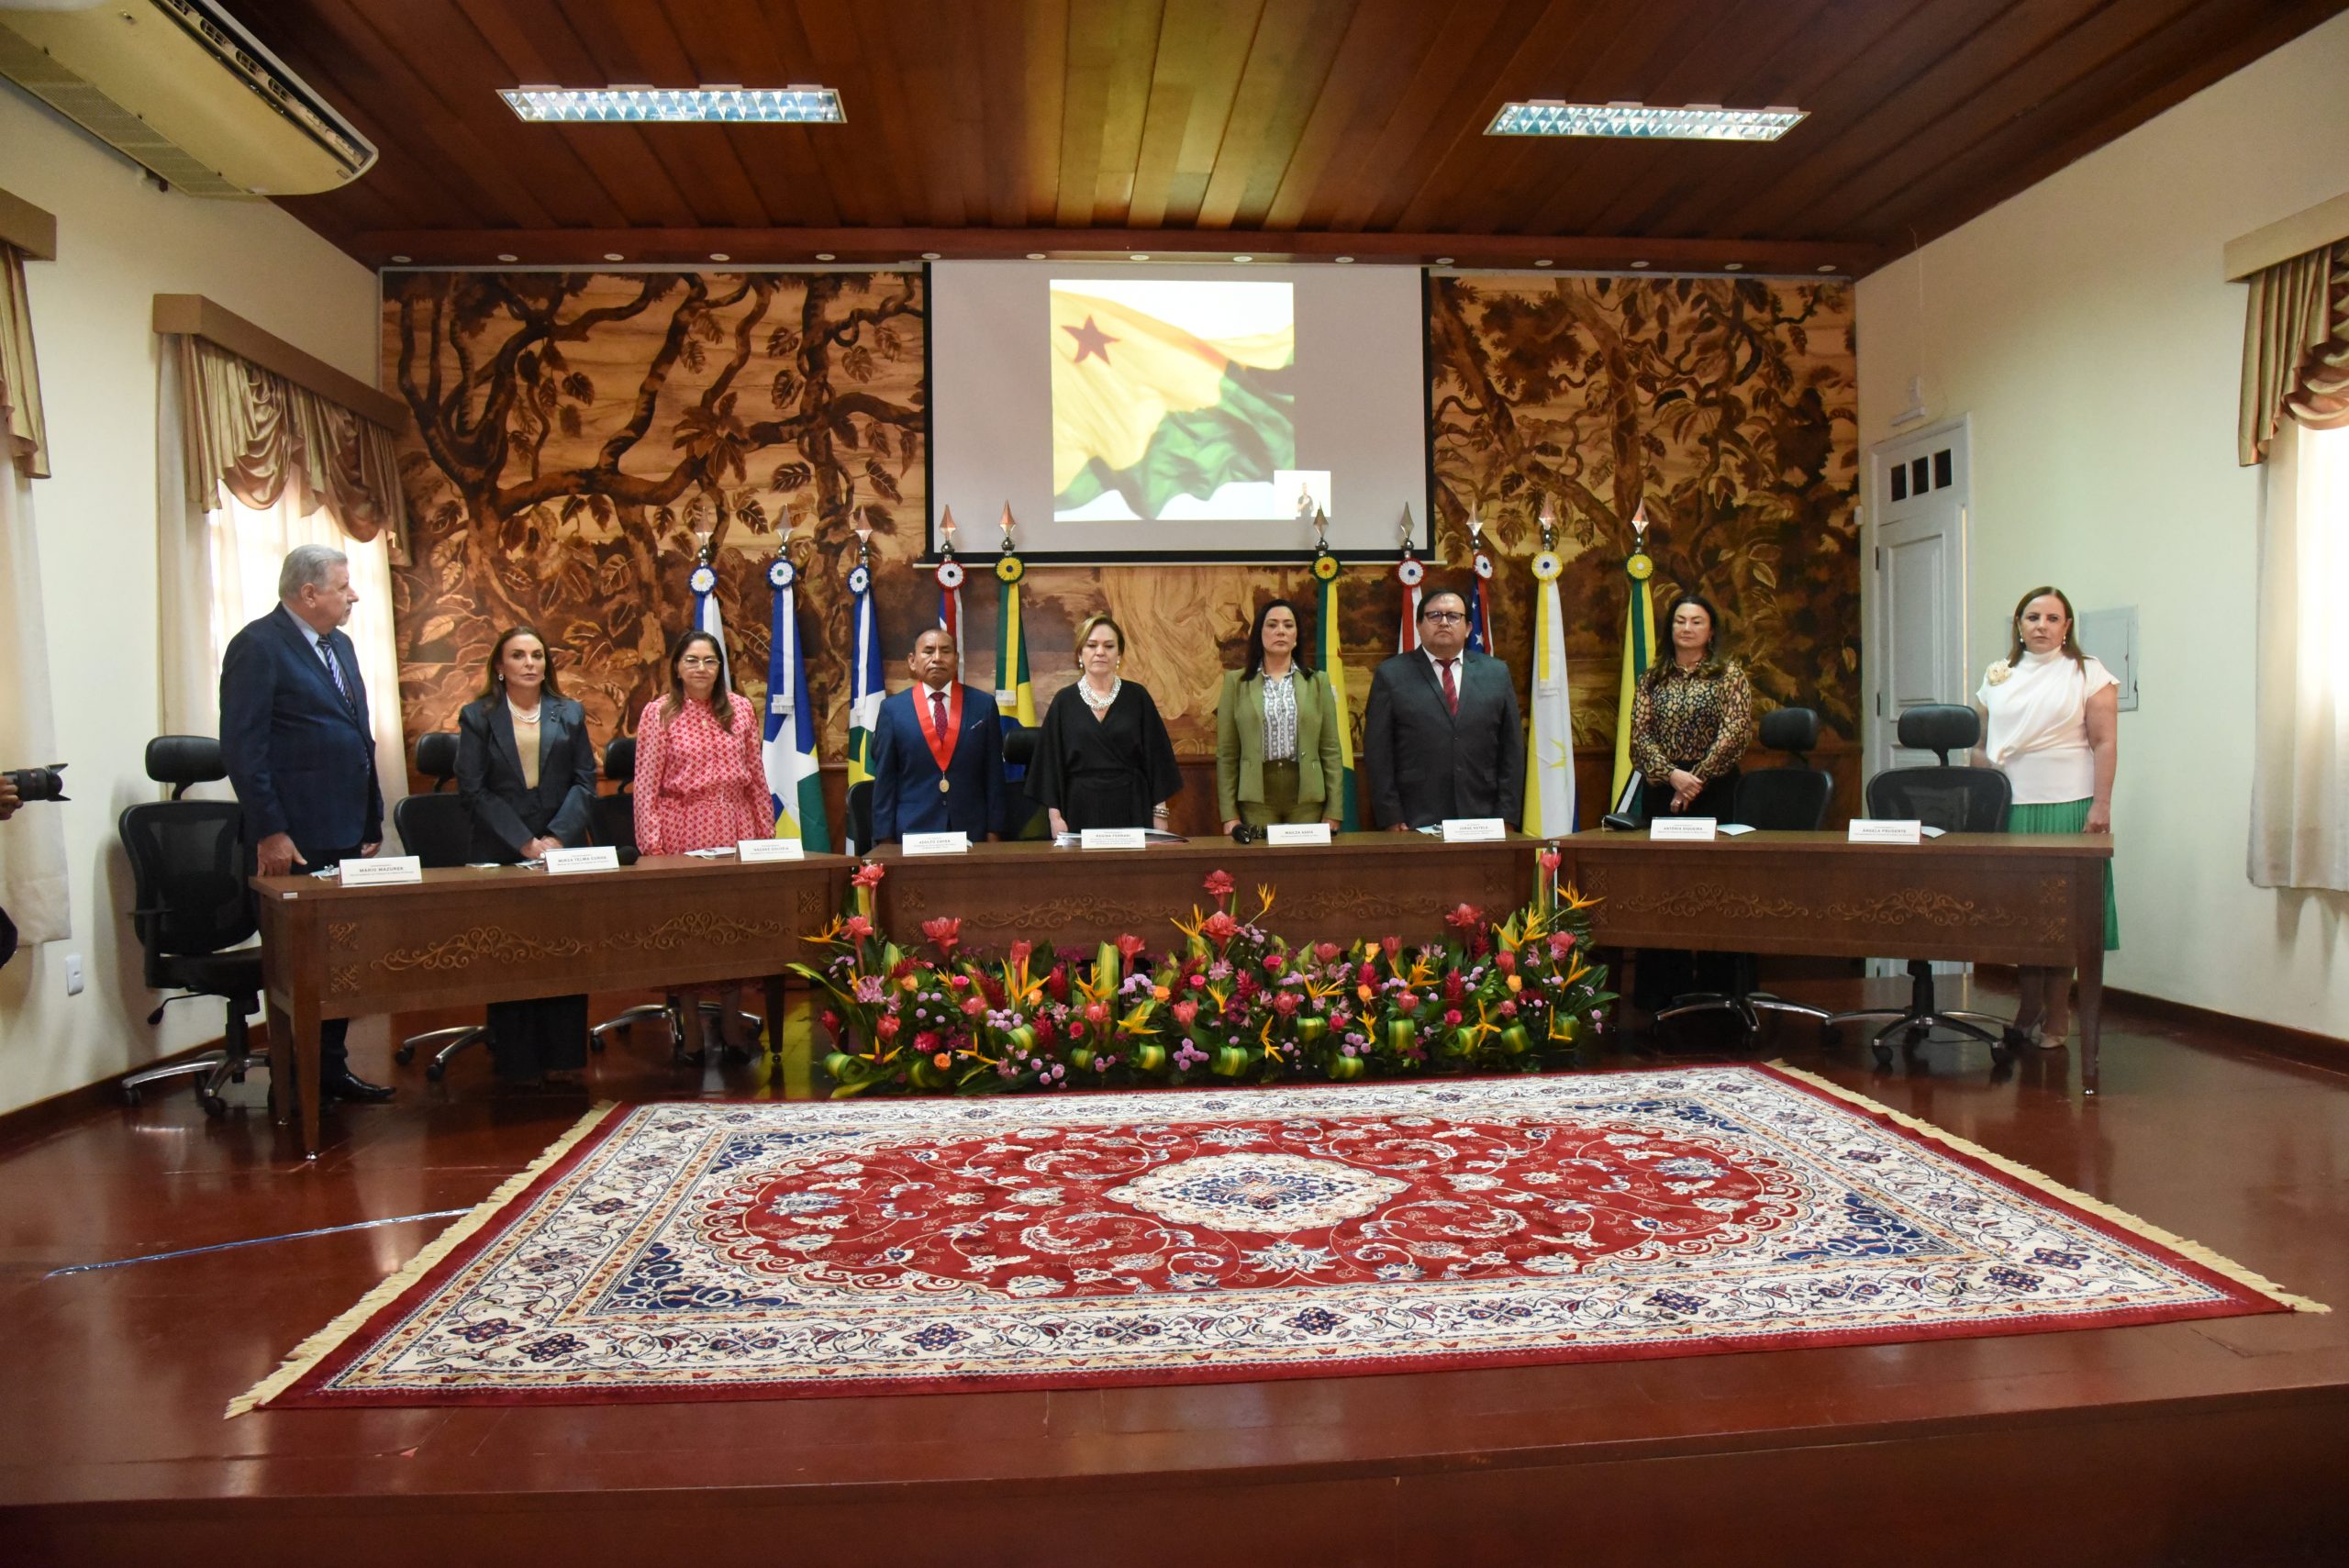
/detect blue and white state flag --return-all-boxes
[762,557,829,851]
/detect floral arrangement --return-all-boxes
[792,849,1614,1097]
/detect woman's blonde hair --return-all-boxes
[1074,612,1125,655]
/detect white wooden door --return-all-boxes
[1867,420,1971,777]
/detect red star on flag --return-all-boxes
[1063,314,1118,365]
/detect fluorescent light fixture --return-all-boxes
[501,84,845,124]
[1486,100,1804,141]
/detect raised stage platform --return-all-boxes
[4,978,2346,1566]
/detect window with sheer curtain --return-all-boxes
[157,337,409,834]
[2250,418,2349,890]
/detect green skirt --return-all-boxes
[2007,798,2119,951]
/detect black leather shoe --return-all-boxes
[320,1068,396,1104]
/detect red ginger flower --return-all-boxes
[921,916,962,954]
[1496,950,1517,973]
[1444,902,1484,931]
[1315,941,1341,962]
[851,862,886,889]
[1116,932,1148,962]
[1172,999,1199,1026]
[1548,930,1578,959]
[842,914,874,940]
[1203,869,1236,898]
[1540,850,1562,873]
[1009,940,1034,967]
[1202,911,1240,942]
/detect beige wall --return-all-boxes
[1855,11,2349,1039]
[0,86,379,1116]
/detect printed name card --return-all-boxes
[339,855,421,887]
[1265,823,1333,847]
[736,838,806,863]
[543,845,621,874]
[1649,817,1718,841]
[1441,817,1508,843]
[1081,828,1149,851]
[1848,818,1923,845]
[901,831,971,857]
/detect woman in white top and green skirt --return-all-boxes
[1975,584,2120,1051]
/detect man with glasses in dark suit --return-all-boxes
[1363,589,1525,831]
[218,543,395,1104]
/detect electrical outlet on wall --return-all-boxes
[63,953,84,995]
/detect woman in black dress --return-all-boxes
[1028,613,1184,834]
[455,625,599,1084]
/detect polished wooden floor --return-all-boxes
[5,976,2348,1567]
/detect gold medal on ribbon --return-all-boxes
[939,778,951,793]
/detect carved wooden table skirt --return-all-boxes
[862,834,1535,953]
[254,855,854,1158]
[1556,829,2114,1093]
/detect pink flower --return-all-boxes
[1172,1000,1199,1026]
[1444,902,1484,931]
[1314,941,1341,962]
[1548,930,1577,960]
[1539,850,1562,874]
[1498,999,1519,1018]
[1263,953,1284,973]
[1203,869,1236,897]
[921,916,962,954]
[1495,951,1517,973]
[1009,940,1034,968]
[1443,1007,1463,1027]
[1084,1002,1109,1025]
[961,995,986,1017]
[851,862,886,889]
[947,973,970,989]
[842,914,874,941]
[914,1029,941,1052]
[1358,962,1378,987]
[1202,911,1240,943]
[819,1008,841,1033]
[1381,935,1403,959]
[1116,932,1148,962]
[876,1013,901,1040]
[1273,993,1300,1017]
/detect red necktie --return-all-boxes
[930,690,950,744]
[1440,659,1458,716]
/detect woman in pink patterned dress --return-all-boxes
[634,628,768,1062]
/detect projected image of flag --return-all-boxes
[1051,280,1297,524]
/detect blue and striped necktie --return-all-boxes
[318,639,355,712]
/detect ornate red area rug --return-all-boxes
[234,1065,2320,1411]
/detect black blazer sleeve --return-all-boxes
[546,701,597,848]
[456,700,537,856]
[217,624,286,840]
[870,693,903,844]
[1363,662,1403,828]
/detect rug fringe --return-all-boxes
[1764,1062,2330,1315]
[224,1101,628,1418]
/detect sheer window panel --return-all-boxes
[2249,419,2349,890]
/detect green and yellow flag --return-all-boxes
[1051,284,1295,519]
[1313,552,1358,830]
[995,528,1044,838]
[1611,507,1658,810]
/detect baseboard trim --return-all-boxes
[2103,987,2349,1073]
[0,1024,272,1156]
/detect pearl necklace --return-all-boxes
[1078,676,1121,715]
[507,698,542,726]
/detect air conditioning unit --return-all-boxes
[0,0,375,197]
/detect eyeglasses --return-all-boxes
[1421,611,1467,624]
[678,656,721,669]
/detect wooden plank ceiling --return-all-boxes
[246,0,2349,277]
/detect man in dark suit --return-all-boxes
[1364,589,1525,830]
[218,544,395,1102]
[869,627,1008,845]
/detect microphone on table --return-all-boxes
[1229,822,1257,845]
[618,846,640,865]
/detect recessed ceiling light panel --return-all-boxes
[1486,100,1804,141]
[500,84,845,124]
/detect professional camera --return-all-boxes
[2,764,67,802]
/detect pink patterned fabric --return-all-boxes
[632,694,768,853]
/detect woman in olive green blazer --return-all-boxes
[1217,598,1345,832]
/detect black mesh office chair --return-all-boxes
[1826,705,2015,1065]
[585,736,753,1062]
[389,732,489,1080]
[118,737,264,1118]
[1653,707,1836,1040]
[1000,723,1049,840]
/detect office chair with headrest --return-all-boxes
[1653,707,1836,1041]
[585,734,753,1063]
[388,732,491,1080]
[118,737,265,1117]
[1826,704,2015,1065]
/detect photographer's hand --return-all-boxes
[0,776,17,822]
[255,831,305,877]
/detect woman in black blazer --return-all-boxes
[456,626,599,1084]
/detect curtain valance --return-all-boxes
[0,241,47,479]
[2240,239,2349,466]
[177,335,407,555]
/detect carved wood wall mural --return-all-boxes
[384,270,1857,779]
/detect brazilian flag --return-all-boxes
[1051,287,1295,519]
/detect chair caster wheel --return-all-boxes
[588,1034,606,1053]
[425,1061,446,1083]
[199,1093,228,1119]
[1871,1045,1894,1068]
[395,1044,416,1065]
[121,1085,142,1106]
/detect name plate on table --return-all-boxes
[737,838,805,863]
[901,831,970,857]
[339,855,421,887]
[1441,817,1508,843]
[543,846,621,874]
[1848,818,1922,845]
[1081,828,1149,851]
[1265,823,1333,847]
[1649,817,1718,841]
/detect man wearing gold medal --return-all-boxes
[869,627,1008,844]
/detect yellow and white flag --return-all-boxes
[1521,549,1575,836]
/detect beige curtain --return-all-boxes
[177,335,406,557]
[158,338,410,843]
[2240,240,2349,466]
[0,240,46,479]
[2249,419,2349,892]
[0,464,69,942]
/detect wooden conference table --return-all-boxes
[253,828,2110,1156]
[1555,829,2115,1092]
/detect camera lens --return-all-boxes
[2,765,67,803]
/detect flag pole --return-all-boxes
[1610,501,1658,817]
[1521,497,1575,838]
[1311,505,1358,831]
